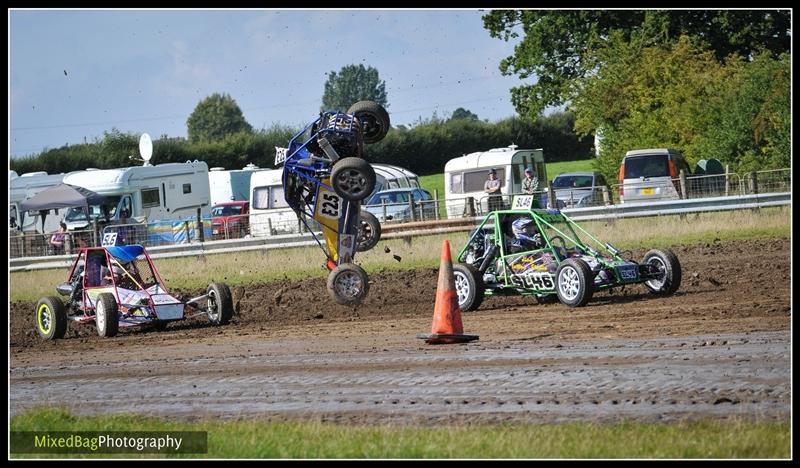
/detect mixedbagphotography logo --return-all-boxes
[11,431,208,454]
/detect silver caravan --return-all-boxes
[10,170,82,233]
[208,163,260,205]
[444,145,547,217]
[61,161,211,230]
[249,163,420,237]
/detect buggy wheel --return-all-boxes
[555,258,594,307]
[95,293,119,337]
[347,100,390,144]
[643,249,682,295]
[207,283,233,325]
[331,157,376,201]
[35,296,68,340]
[327,263,370,306]
[452,263,485,312]
[356,211,381,252]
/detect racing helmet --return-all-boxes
[511,217,542,249]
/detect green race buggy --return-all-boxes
[453,196,681,309]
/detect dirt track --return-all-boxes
[9,238,791,424]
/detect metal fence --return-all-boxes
[8,168,790,259]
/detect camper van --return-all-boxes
[208,163,260,205]
[10,171,82,233]
[61,161,211,230]
[444,145,547,218]
[249,163,420,237]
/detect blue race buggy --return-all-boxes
[276,101,390,305]
[35,245,234,340]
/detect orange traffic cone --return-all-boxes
[417,240,479,345]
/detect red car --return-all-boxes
[211,201,250,239]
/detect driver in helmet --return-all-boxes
[510,216,544,252]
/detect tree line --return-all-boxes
[483,9,791,182]
[10,111,594,177]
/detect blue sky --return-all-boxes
[9,9,531,159]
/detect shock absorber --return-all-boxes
[478,244,498,273]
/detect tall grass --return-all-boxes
[10,407,790,459]
[10,207,789,303]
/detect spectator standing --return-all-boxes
[484,168,503,212]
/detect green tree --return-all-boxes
[187,93,253,143]
[321,64,388,112]
[482,10,790,119]
[449,108,480,121]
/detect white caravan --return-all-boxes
[10,170,81,233]
[61,161,211,230]
[208,163,260,205]
[248,163,420,237]
[444,145,547,218]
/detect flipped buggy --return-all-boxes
[453,195,682,310]
[34,244,234,340]
[276,101,390,305]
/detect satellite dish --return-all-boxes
[139,133,153,166]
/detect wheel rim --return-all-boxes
[335,170,368,198]
[558,266,581,301]
[37,304,51,334]
[96,301,106,333]
[357,220,374,249]
[360,115,382,140]
[453,271,470,307]
[645,257,667,290]
[334,271,363,300]
[207,290,219,321]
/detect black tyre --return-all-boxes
[555,258,594,307]
[356,211,381,252]
[452,263,485,312]
[642,249,682,295]
[347,100,390,144]
[330,157,376,201]
[327,263,370,306]
[534,294,558,305]
[35,296,68,340]
[95,293,119,337]
[207,283,234,325]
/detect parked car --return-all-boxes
[618,149,691,203]
[211,201,250,239]
[551,172,607,208]
[363,188,436,222]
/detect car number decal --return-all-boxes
[510,272,555,290]
[101,232,118,247]
[318,190,342,220]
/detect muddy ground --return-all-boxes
[9,238,792,425]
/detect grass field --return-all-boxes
[10,206,789,303]
[9,407,790,459]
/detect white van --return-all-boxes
[248,163,420,237]
[208,163,260,205]
[61,161,211,229]
[444,145,547,218]
[618,148,690,203]
[10,170,82,233]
